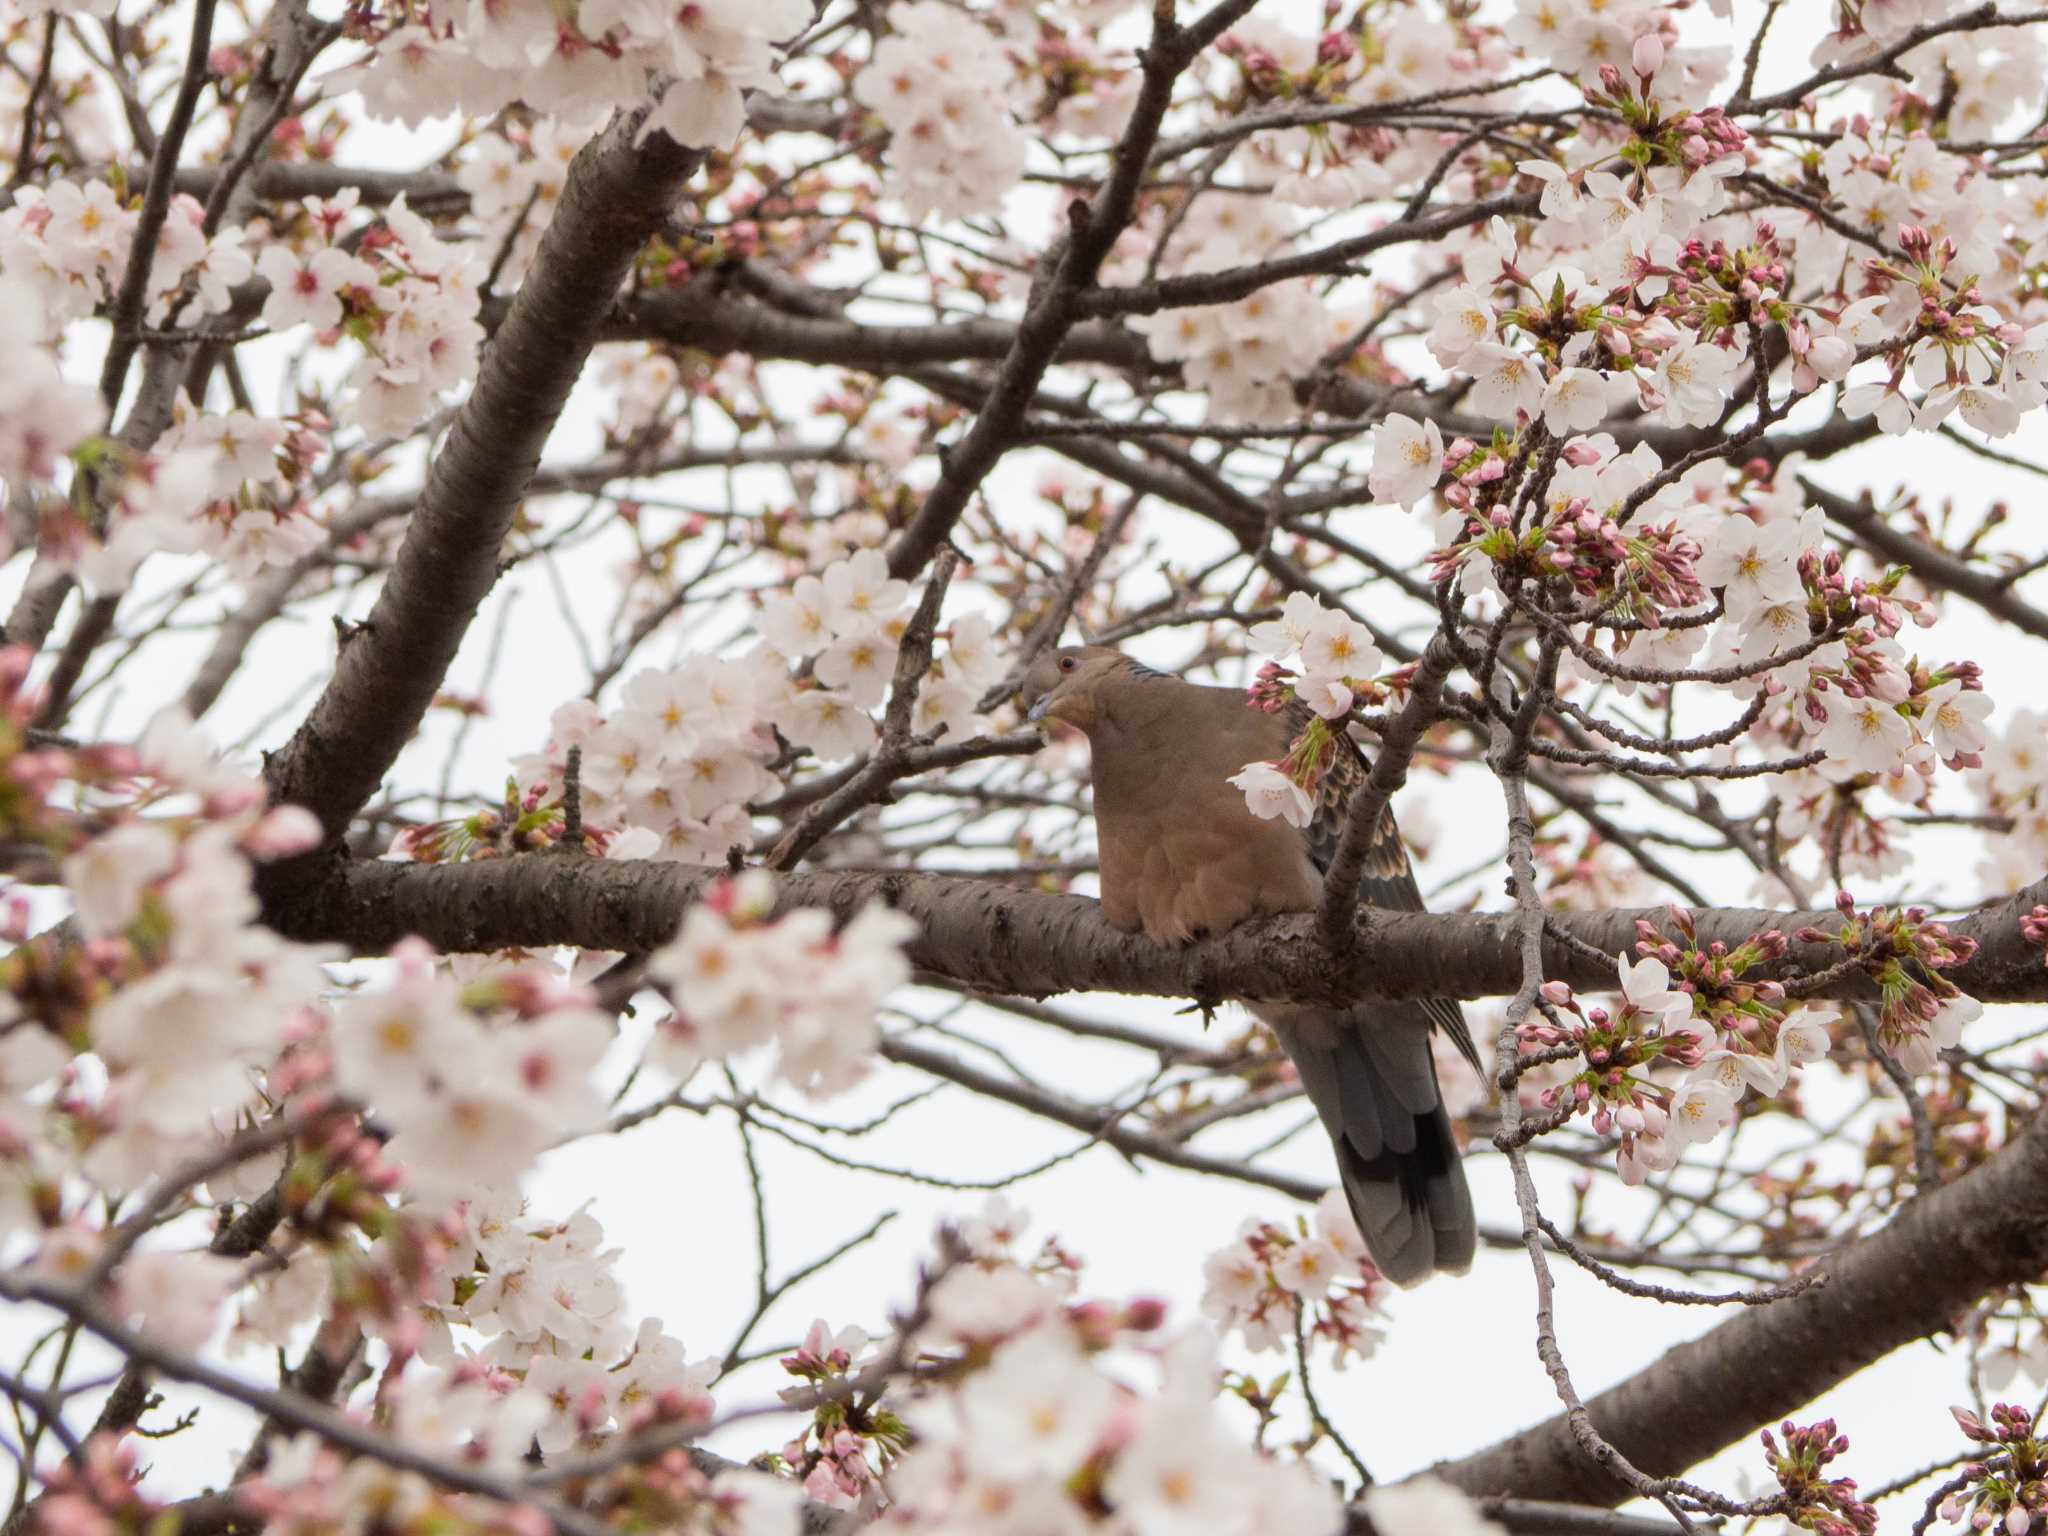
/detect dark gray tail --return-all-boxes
[1260,1002,1476,1287]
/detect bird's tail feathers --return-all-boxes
[1333,1098,1475,1287]
[1264,1003,1477,1287]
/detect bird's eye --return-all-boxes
[1058,656,1078,673]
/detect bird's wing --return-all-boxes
[1295,707,1483,1075]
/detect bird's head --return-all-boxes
[1017,645,1137,733]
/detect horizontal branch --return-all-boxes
[1074,193,1534,317]
[608,285,1153,374]
[260,856,2048,1006]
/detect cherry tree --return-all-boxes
[2,0,2048,1533]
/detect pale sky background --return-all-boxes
[5,0,2047,1524]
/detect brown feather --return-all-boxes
[1018,644,1479,1284]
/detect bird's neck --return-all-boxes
[1086,678,1238,803]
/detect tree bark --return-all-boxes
[260,109,702,846]
[262,854,2048,1008]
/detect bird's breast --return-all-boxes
[1094,779,1321,945]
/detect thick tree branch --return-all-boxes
[609,284,1153,374]
[259,855,2048,1006]
[259,110,703,846]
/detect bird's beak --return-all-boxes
[1026,694,1052,723]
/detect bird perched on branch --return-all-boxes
[1018,644,1477,1285]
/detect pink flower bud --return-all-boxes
[1631,33,1664,76]
[1124,1296,1168,1331]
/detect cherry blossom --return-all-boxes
[646,872,915,1094]
[1227,762,1314,829]
[1367,414,1444,510]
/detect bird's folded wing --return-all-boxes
[1296,706,1482,1074]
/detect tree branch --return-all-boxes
[258,855,2048,1006]
[1802,478,2048,642]
[259,109,704,847]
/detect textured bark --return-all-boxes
[262,854,2048,1006]
[609,284,1154,373]
[259,110,702,845]
[1432,1108,2048,1503]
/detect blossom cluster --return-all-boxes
[1465,441,1990,788]
[1200,1190,1389,1367]
[24,403,331,595]
[1524,891,1988,1181]
[1221,593,1386,829]
[1126,201,1334,422]
[244,1215,793,1536]
[333,0,808,151]
[1758,1419,1878,1536]
[0,180,252,341]
[477,551,1002,867]
[1521,935,1832,1184]
[1208,12,1511,210]
[1426,113,2043,451]
[505,648,787,866]
[772,1318,902,1508]
[0,273,99,487]
[0,649,648,1374]
[877,1200,1344,1536]
[418,1197,722,1454]
[254,190,486,435]
[1794,895,1982,1073]
[329,942,612,1203]
[761,547,1006,740]
[24,856,789,1529]
[1938,1402,2047,1536]
[0,186,352,586]
[852,3,1028,222]
[647,870,918,1096]
[13,710,333,1207]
